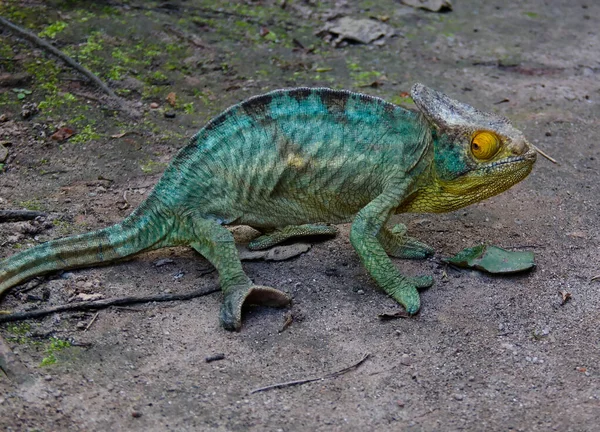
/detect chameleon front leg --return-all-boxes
[248,224,338,250]
[350,190,431,314]
[378,223,434,260]
[187,218,290,330]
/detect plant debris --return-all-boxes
[378,310,410,320]
[249,353,370,394]
[51,126,75,142]
[559,290,572,305]
[401,0,452,12]
[443,245,535,274]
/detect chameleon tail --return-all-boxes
[0,201,172,296]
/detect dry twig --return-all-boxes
[0,210,47,223]
[249,353,370,394]
[84,312,100,331]
[0,16,140,118]
[0,287,220,323]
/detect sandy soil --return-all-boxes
[1,0,599,430]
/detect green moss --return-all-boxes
[38,21,68,38]
[5,323,35,345]
[52,219,75,235]
[40,337,71,367]
[70,124,101,144]
[391,95,415,106]
[182,102,194,114]
[19,199,43,211]
[140,159,166,174]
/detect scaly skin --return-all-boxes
[0,84,536,330]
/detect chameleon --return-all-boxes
[0,84,536,330]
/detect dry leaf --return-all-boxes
[166,92,177,107]
[559,290,572,305]
[51,127,75,142]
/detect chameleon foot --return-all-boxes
[387,283,421,315]
[379,224,434,259]
[220,284,291,331]
[248,224,338,250]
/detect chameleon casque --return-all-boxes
[0,84,536,330]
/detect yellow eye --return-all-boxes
[471,131,501,160]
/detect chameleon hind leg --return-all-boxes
[378,224,434,259]
[248,224,338,250]
[187,218,290,330]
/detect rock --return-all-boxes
[21,102,38,119]
[0,143,8,162]
[319,17,395,46]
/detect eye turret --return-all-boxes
[471,131,501,160]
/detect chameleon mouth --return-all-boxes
[478,149,537,171]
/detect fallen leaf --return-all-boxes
[443,245,535,274]
[401,0,452,12]
[166,92,177,107]
[559,290,572,305]
[72,293,104,302]
[51,127,75,142]
[378,311,410,320]
[237,243,311,261]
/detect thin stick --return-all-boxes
[0,287,220,323]
[84,312,100,331]
[591,275,600,282]
[0,16,118,99]
[249,353,370,394]
[0,210,47,223]
[0,333,30,383]
[531,143,558,164]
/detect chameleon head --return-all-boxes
[405,83,537,213]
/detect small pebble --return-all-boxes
[44,375,52,381]
[397,400,405,407]
[164,111,176,119]
[453,393,464,401]
[150,102,159,109]
[205,353,226,363]
[131,411,142,418]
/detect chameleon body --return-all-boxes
[0,84,536,330]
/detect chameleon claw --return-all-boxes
[220,284,291,331]
[386,283,421,315]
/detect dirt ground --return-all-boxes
[0,0,599,430]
